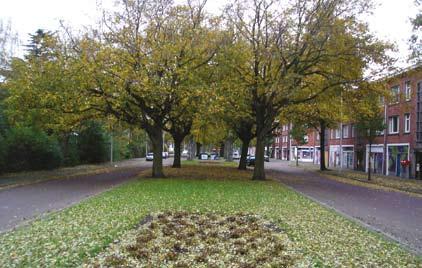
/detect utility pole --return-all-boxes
[145,132,148,156]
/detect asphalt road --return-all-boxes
[0,158,172,233]
[266,160,422,255]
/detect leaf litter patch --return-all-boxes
[85,211,300,267]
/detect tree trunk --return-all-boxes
[252,134,266,180]
[225,138,233,162]
[172,137,182,168]
[196,142,201,157]
[368,142,372,181]
[238,138,250,170]
[296,149,299,166]
[319,121,327,171]
[272,142,276,159]
[148,126,164,178]
[187,137,195,160]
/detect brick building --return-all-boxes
[273,64,422,178]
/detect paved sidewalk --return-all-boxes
[266,160,422,254]
[0,158,171,233]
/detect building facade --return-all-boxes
[273,64,422,179]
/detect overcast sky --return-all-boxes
[0,0,418,68]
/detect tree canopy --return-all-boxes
[0,0,394,180]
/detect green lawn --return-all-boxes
[0,165,420,267]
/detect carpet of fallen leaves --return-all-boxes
[86,212,298,267]
[0,165,420,267]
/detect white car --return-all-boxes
[182,149,188,157]
[147,152,168,160]
[232,151,240,160]
[146,152,154,161]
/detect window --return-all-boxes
[335,128,341,139]
[316,132,320,141]
[405,113,410,133]
[405,81,411,101]
[391,85,400,103]
[389,116,399,134]
[351,125,355,138]
[342,125,349,138]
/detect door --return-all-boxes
[396,153,402,176]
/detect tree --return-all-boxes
[234,119,255,169]
[5,30,91,133]
[351,82,387,181]
[0,19,18,73]
[225,0,391,180]
[75,0,221,177]
[165,109,194,168]
[4,127,63,171]
[78,120,109,164]
[290,123,308,167]
[213,36,256,169]
[281,90,344,171]
[409,0,422,64]
[354,112,385,181]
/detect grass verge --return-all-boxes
[182,159,238,167]
[0,159,143,190]
[322,170,422,197]
[290,162,422,197]
[0,165,420,267]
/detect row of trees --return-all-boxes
[1,0,394,180]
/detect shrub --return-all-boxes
[78,121,108,164]
[61,133,80,166]
[4,127,63,171]
[127,141,145,158]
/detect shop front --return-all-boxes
[365,145,384,175]
[341,146,354,169]
[387,144,409,177]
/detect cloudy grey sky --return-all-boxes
[0,0,418,67]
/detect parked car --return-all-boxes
[146,152,169,160]
[232,151,240,160]
[210,152,220,160]
[198,152,210,160]
[182,149,188,157]
[246,155,255,166]
[246,155,269,166]
[146,152,154,161]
